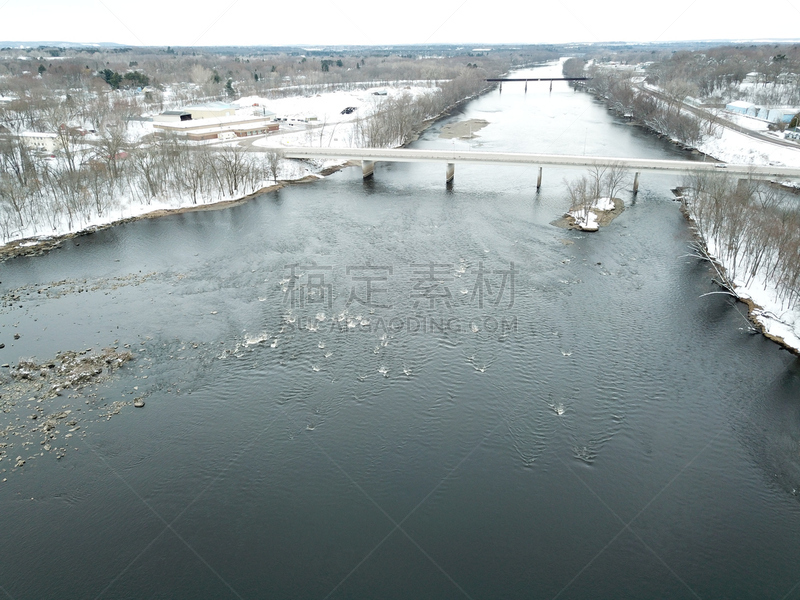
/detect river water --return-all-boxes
[1,62,800,599]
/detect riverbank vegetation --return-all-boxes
[350,68,494,147]
[0,134,272,242]
[562,57,711,148]
[682,173,800,312]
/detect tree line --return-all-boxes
[0,134,274,242]
[564,58,713,148]
[682,172,800,310]
[350,68,494,147]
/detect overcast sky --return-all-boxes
[1,0,798,47]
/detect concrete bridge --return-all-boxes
[282,146,800,192]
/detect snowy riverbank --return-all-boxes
[0,160,349,262]
[689,123,800,353]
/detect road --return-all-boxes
[281,146,800,178]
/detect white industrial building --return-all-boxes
[19,131,60,153]
[181,102,237,119]
[725,101,758,117]
[152,114,279,141]
[756,107,799,124]
[153,110,192,123]
[725,101,800,124]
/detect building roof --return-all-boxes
[157,118,277,136]
[727,101,757,109]
[160,110,191,116]
[183,102,235,112]
[153,115,274,131]
[20,131,57,138]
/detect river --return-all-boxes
[1,62,799,599]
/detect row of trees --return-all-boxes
[0,46,538,109]
[646,45,800,105]
[683,173,800,310]
[0,135,276,242]
[0,75,153,134]
[350,68,494,147]
[569,62,713,149]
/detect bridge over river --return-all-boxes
[485,77,590,92]
[283,147,800,191]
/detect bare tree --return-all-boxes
[565,175,594,225]
[603,163,628,199]
[265,149,283,183]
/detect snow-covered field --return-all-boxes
[249,85,438,149]
[696,125,800,166]
[238,84,436,124]
[715,110,773,133]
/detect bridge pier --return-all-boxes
[549,80,553,92]
[633,172,640,194]
[736,178,750,195]
[362,160,375,179]
[446,163,455,183]
[536,166,542,190]
[499,82,502,93]
[524,81,527,93]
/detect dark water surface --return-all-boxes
[2,63,800,600]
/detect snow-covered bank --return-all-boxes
[680,187,800,355]
[696,124,800,167]
[690,230,800,354]
[0,158,346,261]
[684,123,800,353]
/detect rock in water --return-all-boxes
[133,398,145,408]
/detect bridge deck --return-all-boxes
[282,147,800,178]
[485,78,590,82]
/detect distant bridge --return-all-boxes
[485,77,590,92]
[485,78,590,82]
[283,146,800,191]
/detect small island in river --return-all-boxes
[552,197,625,231]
